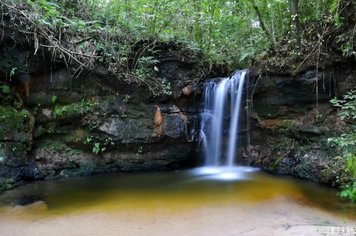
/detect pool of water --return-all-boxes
[0,167,355,219]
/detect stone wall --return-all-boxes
[249,63,356,186]
[0,43,207,191]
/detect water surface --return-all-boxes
[0,167,355,236]
[0,167,354,217]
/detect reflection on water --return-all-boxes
[0,167,355,219]
[190,166,258,181]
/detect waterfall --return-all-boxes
[200,70,248,167]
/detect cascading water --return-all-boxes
[200,70,248,167]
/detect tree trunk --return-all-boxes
[251,0,276,50]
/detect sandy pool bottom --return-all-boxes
[0,197,355,236]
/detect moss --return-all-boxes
[277,119,298,132]
[125,106,148,119]
[0,84,11,95]
[289,106,310,113]
[33,123,56,137]
[275,137,294,149]
[270,138,294,172]
[37,138,71,152]
[0,106,31,131]
[0,81,24,109]
[254,105,280,118]
[262,118,298,133]
[0,178,16,192]
[9,142,27,154]
[66,129,88,141]
[0,106,34,143]
[53,98,99,120]
[0,142,28,166]
[37,137,85,156]
[271,156,281,172]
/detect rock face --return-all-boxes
[1,34,355,193]
[0,43,206,191]
[248,63,356,186]
[0,82,35,191]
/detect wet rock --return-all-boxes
[163,114,187,139]
[250,67,355,186]
[298,125,323,135]
[32,142,194,179]
[13,195,43,206]
[0,39,210,192]
[0,81,23,108]
[182,85,195,96]
[0,178,16,193]
[253,70,334,107]
[32,145,97,179]
[98,116,153,143]
[100,143,193,172]
[0,86,35,191]
[0,105,34,143]
[0,143,29,167]
[250,71,354,186]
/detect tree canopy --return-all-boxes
[0,0,355,77]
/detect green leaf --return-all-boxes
[1,85,11,95]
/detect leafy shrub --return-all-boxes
[329,90,356,201]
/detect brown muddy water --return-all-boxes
[0,167,355,236]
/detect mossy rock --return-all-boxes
[254,105,280,118]
[33,122,57,137]
[278,119,298,132]
[261,118,298,133]
[52,98,99,120]
[0,105,34,143]
[0,142,29,192]
[63,129,90,143]
[0,142,28,166]
[98,115,154,143]
[125,105,149,119]
[59,161,95,177]
[36,138,72,152]
[0,177,16,192]
[0,82,23,108]
[298,124,323,135]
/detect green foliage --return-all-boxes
[1,0,352,83]
[0,0,351,100]
[340,182,356,200]
[0,85,10,95]
[123,95,131,103]
[92,142,101,155]
[330,90,356,120]
[328,132,356,148]
[51,95,57,104]
[0,105,32,132]
[53,99,98,119]
[346,154,356,177]
[84,135,113,155]
[329,90,356,201]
